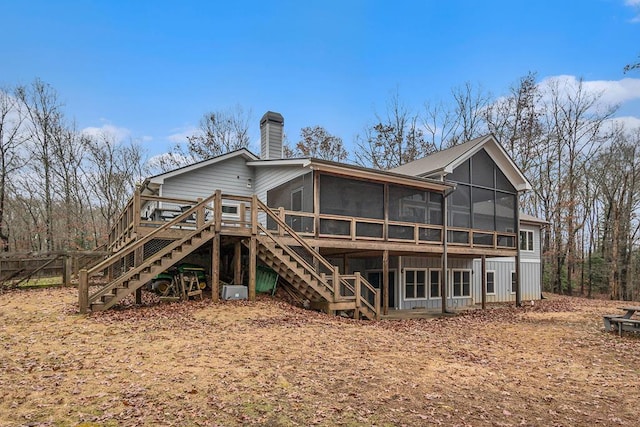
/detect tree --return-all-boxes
[540,76,616,295]
[15,78,65,251]
[170,106,252,166]
[356,90,435,169]
[294,126,348,162]
[624,55,639,73]
[81,131,147,236]
[0,86,26,251]
[446,82,491,146]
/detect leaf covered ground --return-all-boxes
[1,288,639,426]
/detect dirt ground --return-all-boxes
[1,288,639,426]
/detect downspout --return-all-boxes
[441,185,456,314]
[515,208,522,307]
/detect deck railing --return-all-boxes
[108,191,518,253]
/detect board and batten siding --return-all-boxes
[160,156,255,201]
[472,258,541,302]
[397,256,474,310]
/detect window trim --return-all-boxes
[485,270,496,295]
[404,268,428,300]
[510,271,517,294]
[451,269,472,298]
[428,268,441,299]
[519,230,534,252]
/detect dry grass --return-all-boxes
[1,288,639,426]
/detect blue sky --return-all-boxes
[2,0,640,160]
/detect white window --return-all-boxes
[520,230,534,252]
[404,269,426,299]
[429,269,441,299]
[452,269,471,297]
[511,271,517,294]
[486,271,495,294]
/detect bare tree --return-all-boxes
[446,82,491,146]
[294,126,348,162]
[541,76,616,295]
[170,105,252,166]
[0,86,27,251]
[81,131,147,235]
[15,78,65,251]
[356,90,435,169]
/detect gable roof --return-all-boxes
[145,148,259,185]
[390,134,532,192]
[519,213,549,225]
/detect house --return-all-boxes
[80,111,545,319]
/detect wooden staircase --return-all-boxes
[80,192,380,320]
[89,223,215,311]
[254,199,380,320]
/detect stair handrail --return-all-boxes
[255,200,337,276]
[255,223,335,300]
[340,274,380,320]
[255,199,379,318]
[87,192,219,277]
[87,221,215,304]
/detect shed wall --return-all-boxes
[472,258,541,302]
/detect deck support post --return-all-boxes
[249,195,258,302]
[481,254,486,310]
[234,240,242,285]
[515,209,522,307]
[383,249,389,315]
[79,269,88,314]
[249,237,256,302]
[196,197,204,228]
[333,266,340,300]
[211,233,220,302]
[441,193,449,314]
[135,288,142,305]
[354,272,361,319]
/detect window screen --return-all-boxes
[472,187,495,231]
[320,174,384,219]
[449,159,470,183]
[471,149,495,188]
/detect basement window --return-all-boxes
[452,270,471,298]
[404,269,426,299]
[486,271,495,295]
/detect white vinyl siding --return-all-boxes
[253,166,311,204]
[160,156,255,201]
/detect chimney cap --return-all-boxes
[260,111,284,126]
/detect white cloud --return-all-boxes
[625,0,640,22]
[538,75,640,108]
[606,115,640,130]
[81,124,132,143]
[81,124,156,146]
[167,126,198,144]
